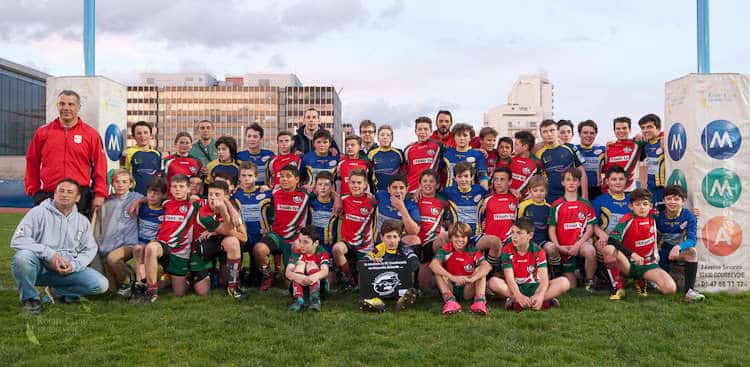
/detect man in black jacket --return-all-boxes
[292,108,340,156]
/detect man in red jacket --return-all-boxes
[25,90,108,217]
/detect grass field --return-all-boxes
[0,213,749,366]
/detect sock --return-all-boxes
[226,259,240,289]
[147,283,158,293]
[542,300,551,309]
[442,292,456,303]
[606,261,623,290]
[474,296,486,303]
[340,262,354,283]
[685,261,698,291]
[273,254,282,272]
[486,255,500,271]
[260,265,271,276]
[292,282,304,299]
[310,281,321,301]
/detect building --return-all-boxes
[127,73,342,154]
[483,73,554,139]
[139,73,217,87]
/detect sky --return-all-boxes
[2,0,749,148]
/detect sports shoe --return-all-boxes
[337,282,358,294]
[22,299,43,315]
[549,298,561,308]
[609,288,626,300]
[308,298,321,312]
[634,281,648,297]
[116,283,133,299]
[504,297,515,311]
[396,288,418,311]
[288,298,305,312]
[227,286,247,300]
[584,279,596,293]
[259,273,274,291]
[685,289,706,303]
[469,300,488,316]
[441,300,462,314]
[360,297,386,313]
[141,290,159,304]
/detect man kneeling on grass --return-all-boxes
[285,226,330,312]
[429,222,492,316]
[488,218,570,311]
[11,179,108,315]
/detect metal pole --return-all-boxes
[84,0,95,76]
[697,0,710,73]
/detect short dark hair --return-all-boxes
[451,123,474,138]
[381,219,403,236]
[638,114,661,129]
[448,222,472,238]
[245,123,264,138]
[605,165,626,178]
[56,178,81,194]
[540,119,557,130]
[315,170,334,183]
[208,180,230,194]
[497,136,513,149]
[213,172,234,184]
[304,107,320,117]
[359,120,376,132]
[479,127,498,139]
[299,225,320,243]
[58,90,81,104]
[174,131,192,143]
[561,167,581,181]
[512,218,535,234]
[131,121,153,137]
[171,174,190,185]
[348,168,367,180]
[577,120,598,134]
[280,164,300,177]
[278,130,293,139]
[630,188,653,203]
[663,184,687,200]
[415,116,432,129]
[557,119,574,134]
[146,177,167,194]
[493,166,512,179]
[453,162,474,178]
[436,110,453,123]
[419,169,439,183]
[613,116,632,129]
[388,174,408,188]
[313,129,332,143]
[238,161,257,174]
[514,131,535,150]
[528,174,548,190]
[345,134,362,145]
[215,136,238,160]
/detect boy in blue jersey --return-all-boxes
[577,120,605,200]
[592,166,630,299]
[308,171,337,254]
[536,119,588,202]
[518,175,552,249]
[206,136,240,185]
[657,185,705,302]
[374,174,421,244]
[233,162,272,253]
[440,162,487,244]
[442,123,488,189]
[637,114,666,208]
[123,121,162,195]
[300,129,339,192]
[134,177,167,295]
[237,123,275,186]
[368,124,405,192]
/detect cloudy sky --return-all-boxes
[2,0,749,147]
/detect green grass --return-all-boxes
[0,213,749,366]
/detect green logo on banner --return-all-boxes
[667,169,688,191]
[701,168,742,208]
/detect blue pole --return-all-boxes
[84,0,95,76]
[697,0,710,73]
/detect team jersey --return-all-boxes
[206,160,240,185]
[266,153,301,187]
[193,201,224,240]
[374,190,421,239]
[308,195,335,247]
[236,149,275,186]
[509,155,543,197]
[416,195,453,244]
[300,151,339,187]
[435,243,486,276]
[536,143,582,202]
[609,211,659,264]
[495,157,512,170]
[518,199,551,245]
[288,245,332,268]
[368,146,404,192]
[268,189,312,242]
[603,139,645,192]
[336,195,377,253]
[549,197,596,247]
[643,134,666,190]
[478,192,518,242]
[232,186,272,243]
[404,140,443,192]
[656,208,697,251]
[577,144,605,190]
[591,192,630,234]
[138,202,164,244]
[442,147,489,187]
[368,242,418,262]
[337,157,372,195]
[440,184,487,239]
[156,199,200,259]
[501,242,547,285]
[483,149,499,177]
[162,154,202,184]
[123,145,162,195]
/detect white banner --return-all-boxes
[665,73,750,293]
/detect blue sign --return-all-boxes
[667,122,687,161]
[104,124,124,161]
[701,119,741,160]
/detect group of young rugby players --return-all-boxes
[99,108,704,315]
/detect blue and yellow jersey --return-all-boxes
[300,151,339,187]
[368,146,404,192]
[206,160,239,185]
[439,184,487,239]
[137,202,164,244]
[232,186,272,244]
[518,199,551,245]
[441,147,489,187]
[309,195,336,247]
[124,145,162,195]
[536,143,582,202]
[591,192,630,234]
[643,135,666,189]
[373,190,421,241]
[656,208,696,251]
[236,149,275,186]
[577,144,605,189]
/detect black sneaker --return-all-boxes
[116,283,133,299]
[23,298,43,315]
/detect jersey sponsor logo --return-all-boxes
[578,212,585,220]
[464,263,475,273]
[509,202,517,211]
[522,167,531,174]
[105,124,124,161]
[493,213,515,220]
[345,213,367,222]
[701,119,741,160]
[609,156,629,163]
[431,207,439,215]
[467,156,476,163]
[328,160,337,167]
[255,193,266,200]
[635,238,654,247]
[261,156,271,162]
[360,207,371,215]
[293,196,302,203]
[473,194,482,203]
[667,122,687,161]
[656,147,663,155]
[427,149,435,155]
[701,168,742,208]
[563,223,581,230]
[278,204,300,211]
[594,148,603,155]
[164,214,185,222]
[372,271,401,296]
[179,205,187,213]
[413,158,433,165]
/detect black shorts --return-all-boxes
[413,241,435,264]
[195,235,226,261]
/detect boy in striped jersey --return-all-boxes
[518,175,552,249]
[510,131,543,199]
[337,135,372,195]
[123,121,161,195]
[441,123,488,189]
[603,117,645,193]
[577,120,605,200]
[592,166,630,299]
[404,116,443,193]
[132,178,166,297]
[300,129,339,192]
[368,124,404,192]
[638,114,666,207]
[267,131,301,189]
[237,123,275,186]
[414,169,452,290]
[477,167,517,271]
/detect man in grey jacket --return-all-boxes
[11,179,108,315]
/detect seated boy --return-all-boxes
[429,222,492,316]
[602,188,677,297]
[133,177,167,296]
[285,226,331,312]
[489,218,570,311]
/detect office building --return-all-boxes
[483,73,554,139]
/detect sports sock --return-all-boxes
[474,295,486,303]
[637,279,647,290]
[442,292,456,303]
[292,282,304,299]
[340,262,354,283]
[226,258,240,289]
[273,254,282,272]
[147,283,158,294]
[606,261,623,290]
[260,265,271,276]
[685,261,698,291]
[310,282,321,301]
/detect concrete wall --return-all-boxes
[0,156,26,179]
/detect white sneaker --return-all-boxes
[685,289,706,303]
